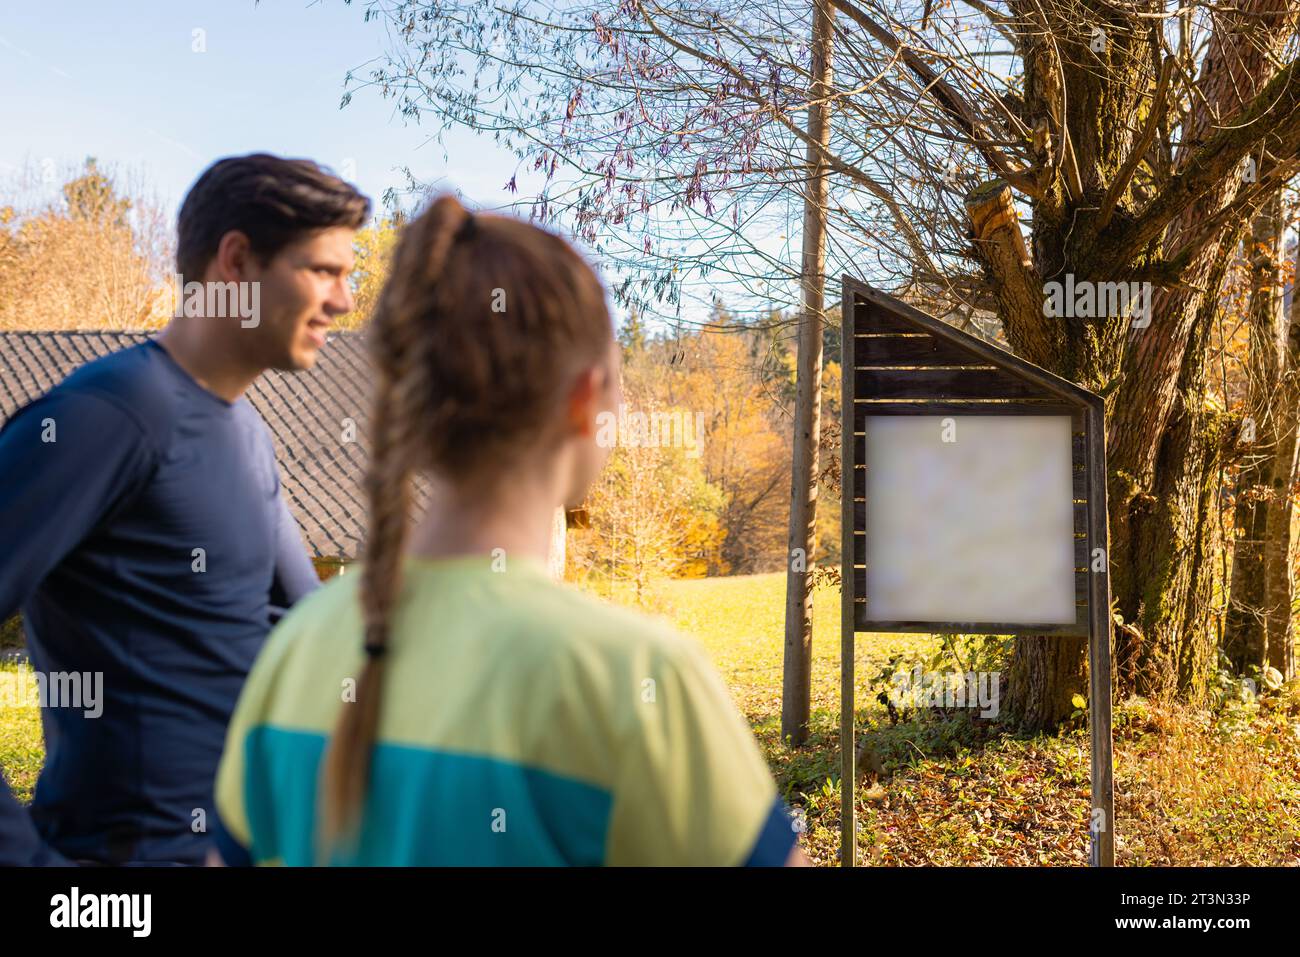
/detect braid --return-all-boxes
[316,192,612,859]
[317,198,469,855]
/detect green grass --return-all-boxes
[0,662,43,803]
[618,571,935,731]
[3,573,1298,865]
[602,573,1300,866]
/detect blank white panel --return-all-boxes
[863,415,1077,625]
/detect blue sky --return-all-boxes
[0,0,527,219]
[0,1,802,328]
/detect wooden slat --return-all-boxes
[856,367,1051,401]
[844,279,1099,408]
[852,402,1085,425]
[854,303,922,334]
[854,334,980,366]
[840,273,859,870]
[1085,400,1115,867]
[854,616,1089,636]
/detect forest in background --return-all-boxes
[0,161,842,588]
[5,0,1300,866]
[3,157,1298,713]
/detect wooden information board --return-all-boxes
[839,278,1114,867]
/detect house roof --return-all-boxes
[0,330,407,561]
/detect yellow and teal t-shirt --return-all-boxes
[213,554,797,866]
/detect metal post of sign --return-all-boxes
[1085,400,1115,867]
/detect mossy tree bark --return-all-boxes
[958,1,1300,728]
[1262,240,1300,679]
[1224,191,1285,673]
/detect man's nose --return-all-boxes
[326,277,355,316]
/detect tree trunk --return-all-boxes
[1107,226,1240,701]
[967,183,1093,730]
[1101,2,1293,702]
[781,0,832,747]
[1264,238,1300,678]
[952,0,1293,726]
[1115,374,1229,699]
[1225,192,1284,671]
[1006,634,1089,730]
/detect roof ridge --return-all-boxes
[0,329,365,337]
[0,329,153,337]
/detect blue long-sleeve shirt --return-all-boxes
[0,339,319,865]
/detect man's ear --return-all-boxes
[566,366,602,437]
[210,230,254,283]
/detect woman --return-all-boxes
[212,197,807,866]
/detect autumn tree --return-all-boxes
[1222,187,1299,679]
[350,0,1300,728]
[649,313,792,573]
[0,159,171,331]
[572,369,727,601]
[339,214,401,330]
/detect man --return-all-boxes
[0,154,370,864]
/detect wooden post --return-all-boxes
[781,0,834,748]
[840,286,856,867]
[1086,400,1115,866]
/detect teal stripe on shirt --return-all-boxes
[242,725,613,865]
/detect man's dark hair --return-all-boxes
[176,153,371,280]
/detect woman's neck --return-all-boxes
[406,471,564,566]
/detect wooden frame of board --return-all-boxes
[839,277,1114,868]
